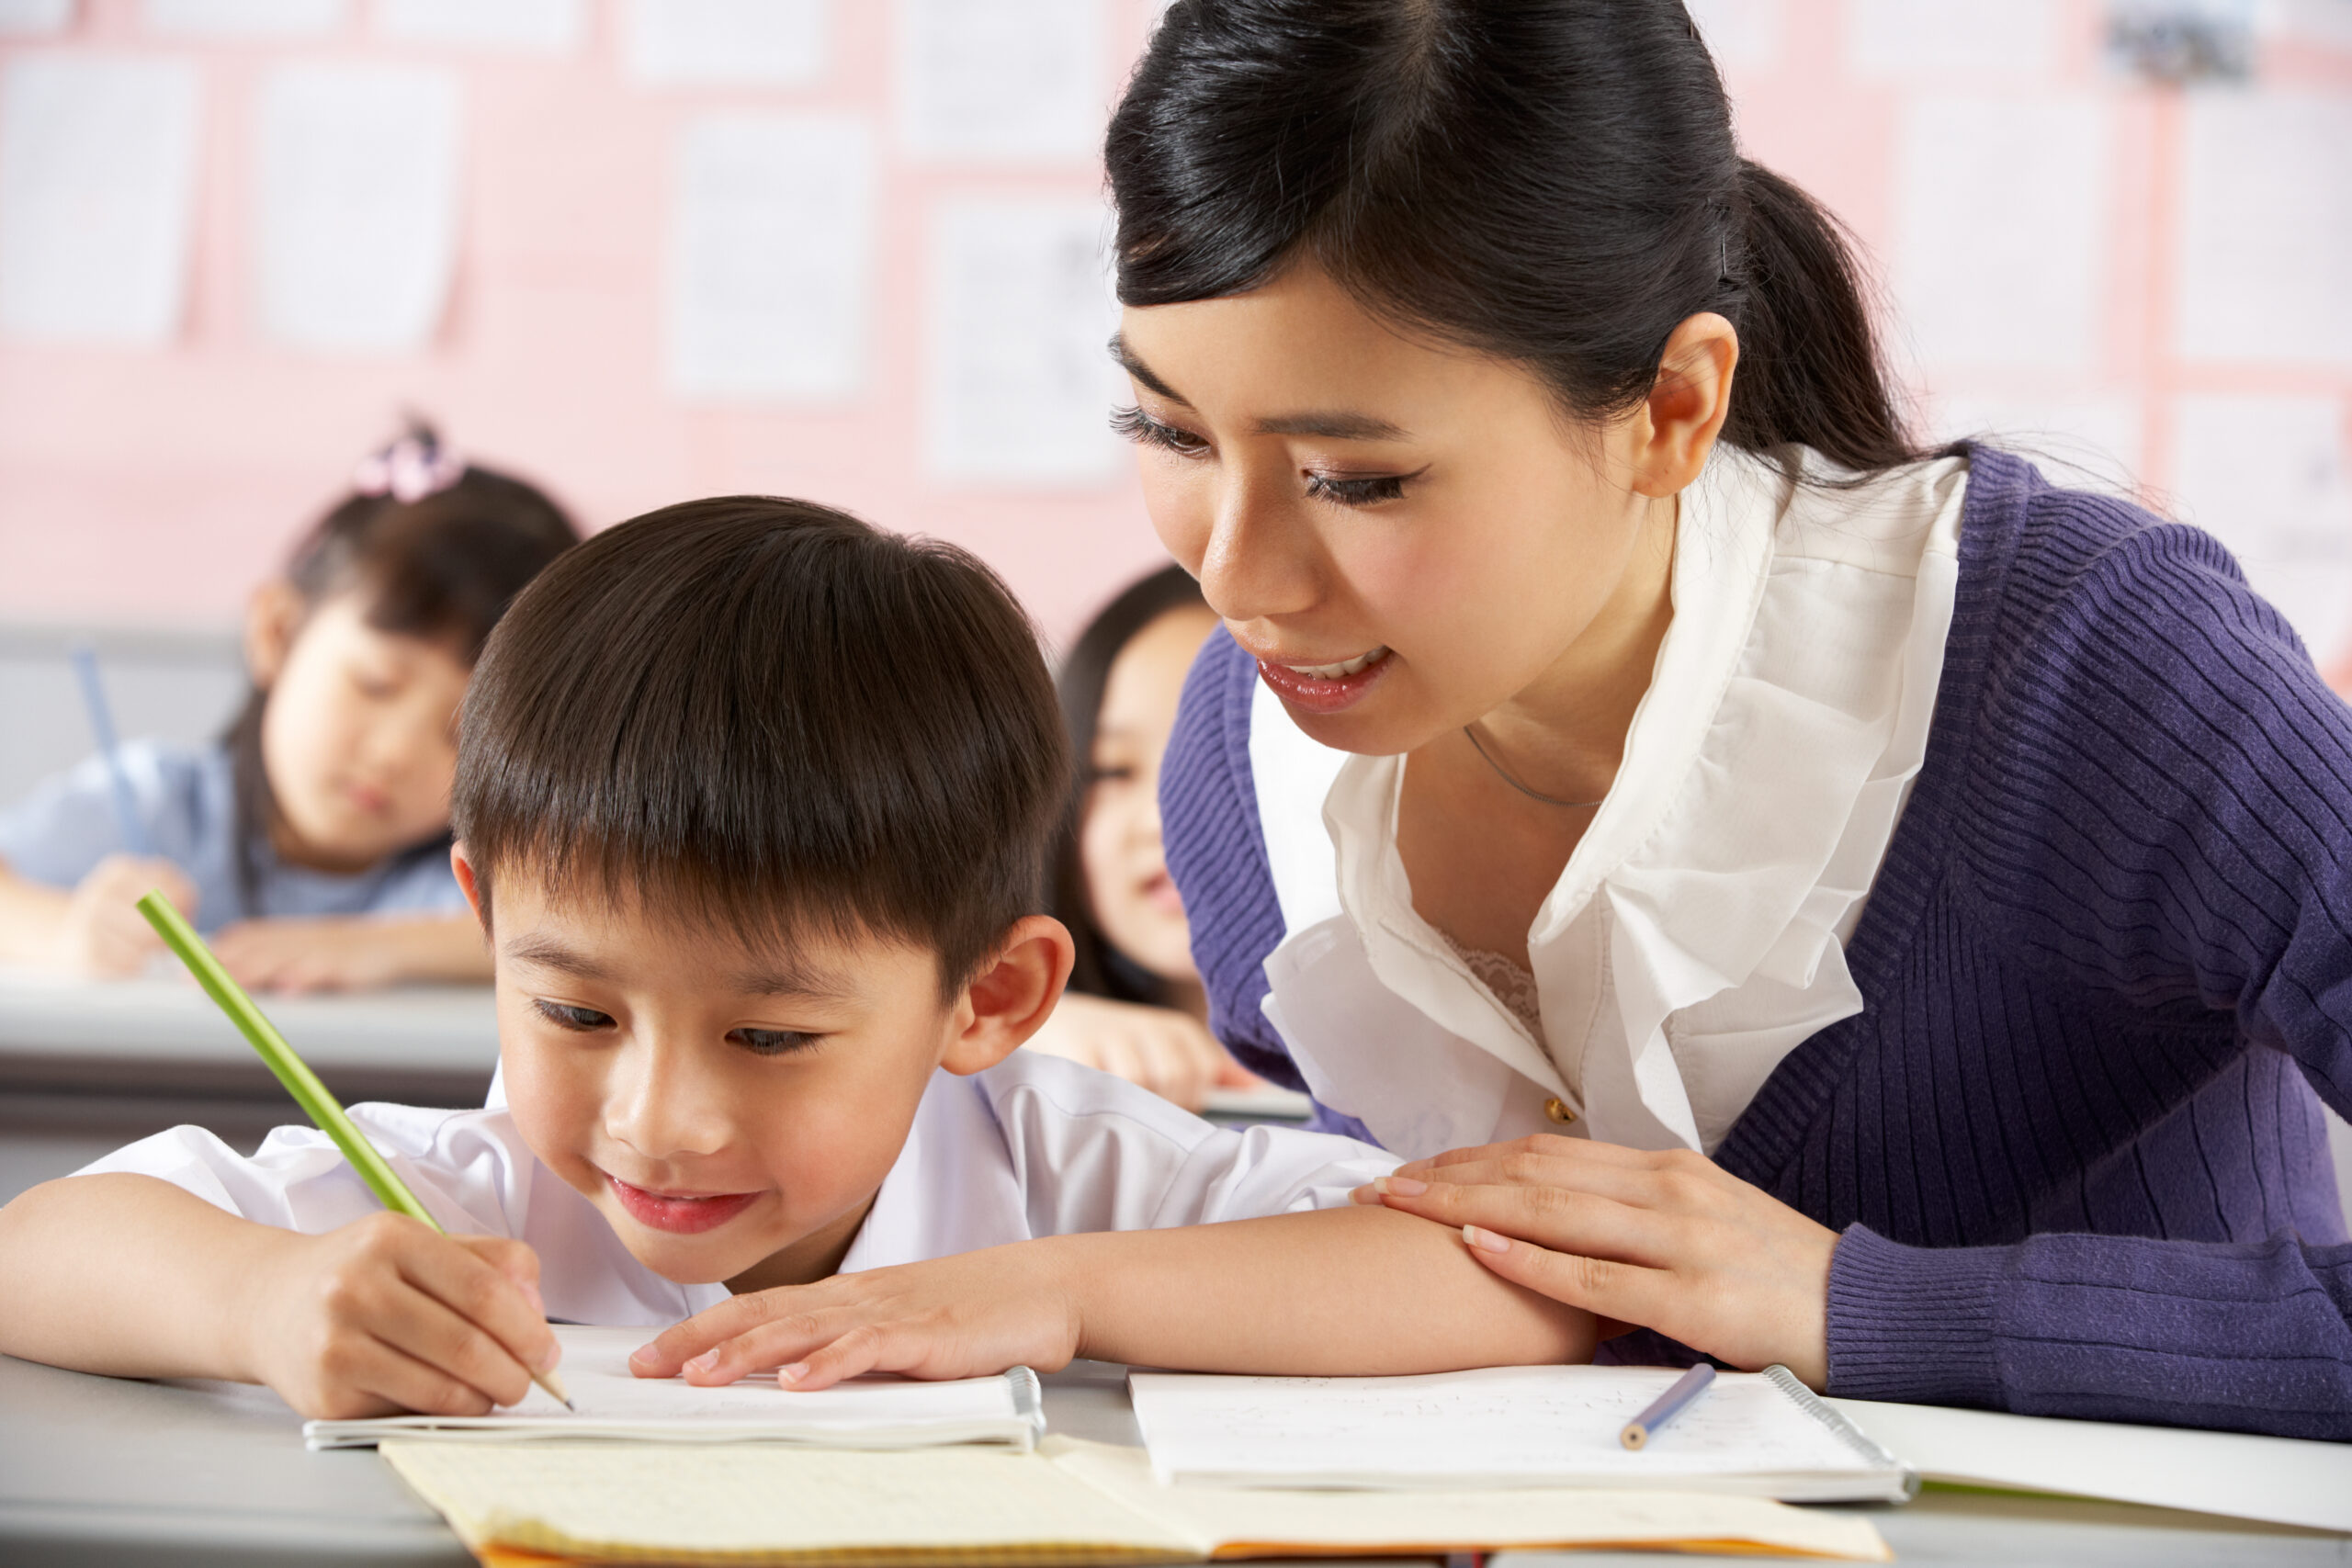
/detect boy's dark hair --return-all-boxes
[1050,563,1207,1006]
[223,421,579,914]
[453,497,1069,996]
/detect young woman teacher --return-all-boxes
[1110,0,2351,1439]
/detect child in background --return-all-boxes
[0,424,577,991]
[1027,565,1258,1109]
[0,500,1587,1416]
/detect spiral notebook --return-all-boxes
[1130,1364,1917,1503]
[305,1325,1044,1451]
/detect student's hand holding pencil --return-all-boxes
[58,855,197,976]
[234,1211,563,1419]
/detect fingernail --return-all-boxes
[522,1280,546,1314]
[779,1362,809,1385]
[1376,1175,1428,1196]
[1349,1184,1379,1205]
[536,1339,563,1373]
[685,1350,719,1374]
[628,1344,660,1370]
[1464,1224,1510,1255]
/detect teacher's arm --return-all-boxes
[1370,516,2352,1440]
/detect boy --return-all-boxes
[0,500,1589,1416]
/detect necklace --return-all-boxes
[1462,724,1604,809]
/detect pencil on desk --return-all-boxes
[69,643,153,858]
[133,889,572,1410]
[1621,1362,1714,1450]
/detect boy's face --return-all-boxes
[455,857,1050,1292]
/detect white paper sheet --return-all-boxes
[2178,92,2352,367]
[1129,1366,1903,1498]
[2171,392,2352,664]
[1830,1397,2352,1533]
[1685,0,1784,71]
[665,112,874,401]
[142,0,343,35]
[0,55,201,345]
[1892,95,2110,371]
[309,1326,1037,1450]
[623,0,827,88]
[376,0,583,53]
[897,0,1105,162]
[1846,0,2057,74]
[0,0,73,35]
[925,197,1123,484]
[253,63,461,355]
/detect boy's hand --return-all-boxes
[210,917,400,993]
[628,1243,1084,1393]
[236,1212,561,1419]
[61,855,196,976]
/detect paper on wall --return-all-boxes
[376,0,583,53]
[623,0,827,88]
[254,63,462,354]
[925,197,1123,485]
[1892,95,2109,372]
[2171,393,2352,665]
[665,113,875,401]
[2178,92,2352,367]
[1846,0,2057,75]
[897,0,1105,162]
[0,0,72,35]
[0,54,202,345]
[142,0,344,35]
[1685,0,1784,72]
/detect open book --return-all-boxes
[305,1326,1043,1451]
[382,1434,1894,1563]
[1131,1364,1916,1503]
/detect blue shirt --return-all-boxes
[0,739,465,932]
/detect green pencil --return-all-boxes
[135,889,571,1410]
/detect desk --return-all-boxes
[0,975,498,1204]
[2,1350,2341,1568]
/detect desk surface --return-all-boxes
[3,1351,2343,1568]
[0,971,498,1072]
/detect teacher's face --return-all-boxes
[1115,263,1667,758]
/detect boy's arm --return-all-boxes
[0,1172,557,1416]
[630,1203,1593,1389]
[209,911,492,991]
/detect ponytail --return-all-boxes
[1109,0,1927,475]
[1723,161,1917,472]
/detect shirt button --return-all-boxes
[1544,1097,1577,1124]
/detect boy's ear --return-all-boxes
[938,916,1076,1077]
[450,840,490,932]
[243,579,305,688]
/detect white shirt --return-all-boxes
[1253,446,1969,1158]
[75,1050,1397,1327]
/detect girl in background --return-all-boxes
[0,424,578,991]
[1027,565,1259,1109]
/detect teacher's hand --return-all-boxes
[1351,1135,1838,1388]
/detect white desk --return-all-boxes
[0,975,499,1203]
[1,1351,2341,1568]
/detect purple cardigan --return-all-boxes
[1160,448,2352,1441]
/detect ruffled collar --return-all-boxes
[1254,446,1968,1155]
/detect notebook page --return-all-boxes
[382,1440,1203,1562]
[1046,1438,1892,1562]
[1130,1366,1871,1489]
[309,1325,1032,1449]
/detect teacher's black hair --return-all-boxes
[1106,0,1927,475]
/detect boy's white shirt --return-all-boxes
[74,1050,1399,1327]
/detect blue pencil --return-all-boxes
[1620,1362,1716,1450]
[69,643,153,858]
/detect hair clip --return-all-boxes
[353,432,466,503]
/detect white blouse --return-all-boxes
[1252,446,1969,1158]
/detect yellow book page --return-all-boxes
[1045,1438,1893,1562]
[381,1440,1204,1567]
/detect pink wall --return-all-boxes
[3,0,2349,654]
